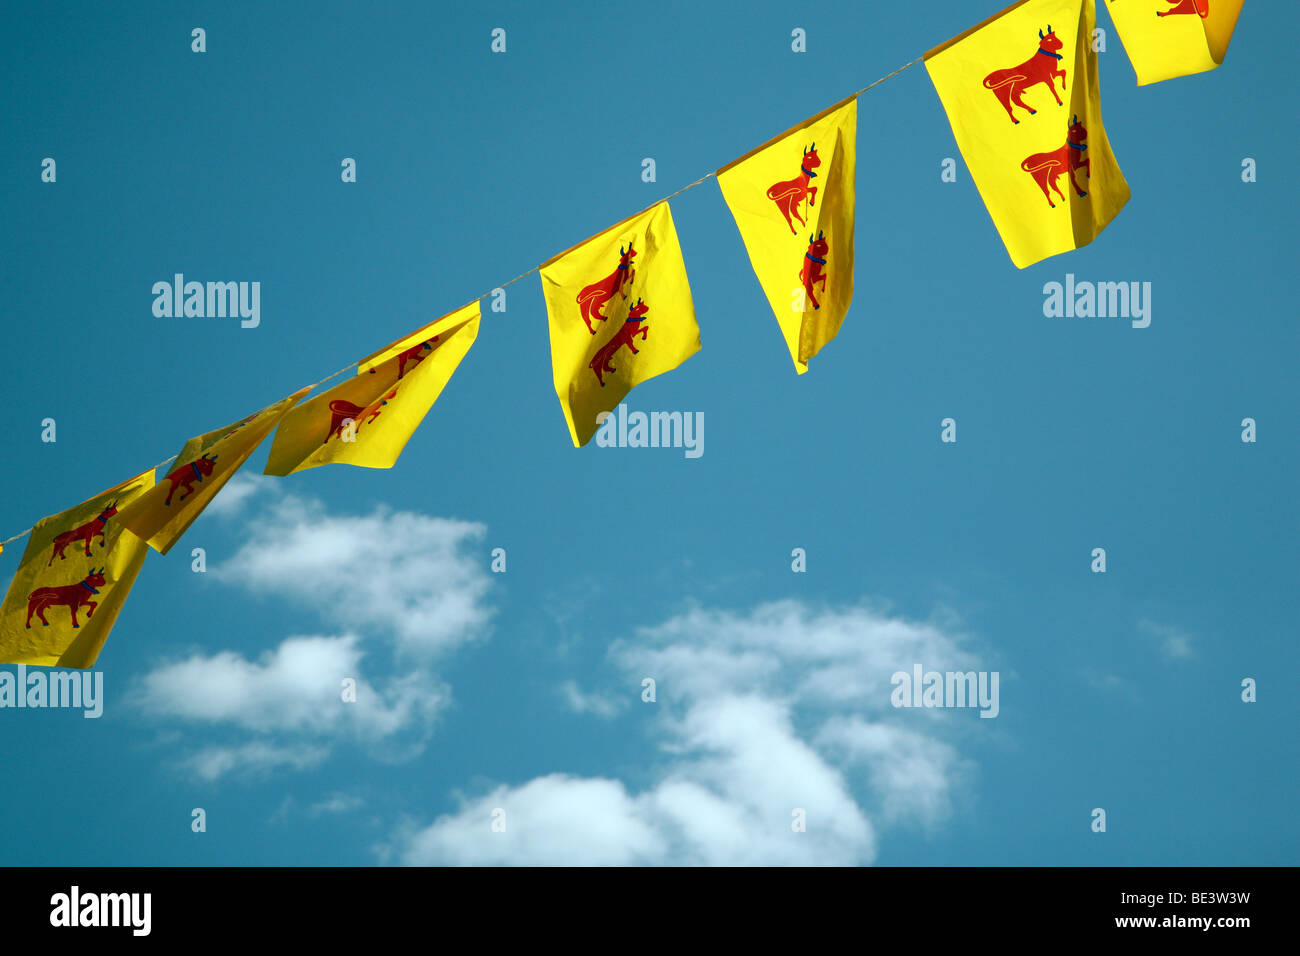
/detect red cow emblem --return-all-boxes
[589,299,650,387]
[325,387,399,443]
[983,26,1068,124]
[1157,0,1209,17]
[800,231,829,311]
[577,243,637,334]
[26,568,107,629]
[163,453,219,505]
[767,143,822,234]
[1021,115,1090,208]
[369,338,440,378]
[48,503,118,565]
[397,338,438,378]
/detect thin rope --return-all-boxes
[0,56,923,557]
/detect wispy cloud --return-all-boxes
[558,680,622,719]
[1140,619,1195,660]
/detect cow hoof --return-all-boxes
[43,623,50,627]
[1012,119,1019,125]
[1079,191,1087,197]
[25,624,30,629]
[72,623,79,628]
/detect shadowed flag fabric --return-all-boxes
[118,388,310,554]
[717,96,856,373]
[1106,0,1243,86]
[0,470,154,668]
[926,0,1129,268]
[264,303,479,476]
[542,201,700,447]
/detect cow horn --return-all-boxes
[1047,24,1052,33]
[803,145,808,155]
[1039,28,1044,38]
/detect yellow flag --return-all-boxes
[118,388,309,554]
[265,304,479,476]
[926,0,1129,268]
[541,202,701,447]
[1106,0,1243,86]
[0,470,154,667]
[717,97,856,373]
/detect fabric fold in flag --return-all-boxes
[541,201,701,447]
[717,96,857,373]
[1106,0,1243,86]
[118,388,310,554]
[264,303,479,476]
[0,470,154,668]
[926,0,1129,268]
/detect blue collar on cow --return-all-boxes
[190,461,205,482]
[805,252,827,265]
[801,165,818,178]
[625,315,645,323]
[79,581,101,594]
[617,262,630,269]
[1038,47,1063,60]
[1068,140,1087,151]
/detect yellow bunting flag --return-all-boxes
[265,304,479,476]
[0,470,154,667]
[926,0,1129,268]
[118,388,309,554]
[541,202,701,446]
[1105,0,1243,86]
[717,96,857,373]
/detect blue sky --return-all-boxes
[0,0,1294,865]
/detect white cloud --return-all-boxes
[558,680,622,718]
[137,634,446,740]
[308,792,364,817]
[204,472,279,518]
[135,490,493,781]
[392,600,987,865]
[1140,619,1195,660]
[213,495,492,656]
[184,741,329,782]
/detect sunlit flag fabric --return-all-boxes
[0,470,154,667]
[264,303,479,476]
[541,201,701,447]
[926,0,1129,268]
[717,96,857,373]
[1105,0,1243,86]
[118,387,310,554]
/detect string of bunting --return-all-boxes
[0,0,1246,667]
